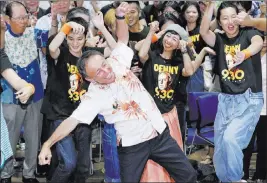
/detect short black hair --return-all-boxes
[163,1,181,14]
[216,2,239,28]
[127,1,140,11]
[5,1,28,17]
[77,50,104,79]
[155,30,181,60]
[66,7,90,22]
[158,13,180,30]
[67,17,89,37]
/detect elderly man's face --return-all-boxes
[9,4,29,34]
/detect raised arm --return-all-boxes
[191,47,216,72]
[49,3,60,37]
[49,22,85,59]
[200,1,216,47]
[234,11,267,32]
[91,11,117,51]
[115,2,129,45]
[138,21,159,64]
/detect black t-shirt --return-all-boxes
[42,42,104,120]
[188,25,207,54]
[0,49,12,94]
[128,26,150,76]
[213,28,262,94]
[142,50,184,114]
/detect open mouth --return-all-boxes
[228,25,235,31]
[164,41,171,48]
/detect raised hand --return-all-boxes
[92,11,105,30]
[148,21,159,34]
[116,2,129,17]
[234,11,252,27]
[67,22,85,34]
[51,3,59,20]
[179,40,188,52]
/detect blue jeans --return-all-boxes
[213,88,263,182]
[50,119,77,183]
[187,67,204,92]
[102,123,121,182]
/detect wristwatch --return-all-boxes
[115,14,125,20]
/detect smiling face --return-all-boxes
[126,3,139,27]
[66,32,86,54]
[162,32,180,52]
[9,4,29,34]
[85,55,116,84]
[184,5,199,24]
[219,7,239,38]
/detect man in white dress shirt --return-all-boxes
[38,3,196,182]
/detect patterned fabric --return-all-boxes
[250,1,261,18]
[1,27,44,104]
[0,103,13,170]
[5,27,38,68]
[71,43,167,147]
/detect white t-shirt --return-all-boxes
[71,43,167,147]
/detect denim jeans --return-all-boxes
[102,123,121,182]
[213,88,264,182]
[186,67,205,92]
[49,119,77,183]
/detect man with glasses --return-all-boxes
[0,1,43,183]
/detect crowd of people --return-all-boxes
[0,0,266,183]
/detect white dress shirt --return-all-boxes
[71,43,167,147]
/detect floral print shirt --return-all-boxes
[71,43,167,147]
[1,27,43,104]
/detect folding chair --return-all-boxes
[194,93,219,145]
[186,92,218,155]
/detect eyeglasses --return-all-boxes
[11,14,29,22]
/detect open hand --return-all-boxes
[234,11,252,27]
[92,11,105,30]
[116,2,129,17]
[67,22,85,34]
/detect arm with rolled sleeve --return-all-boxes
[109,43,134,69]
[43,91,104,149]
